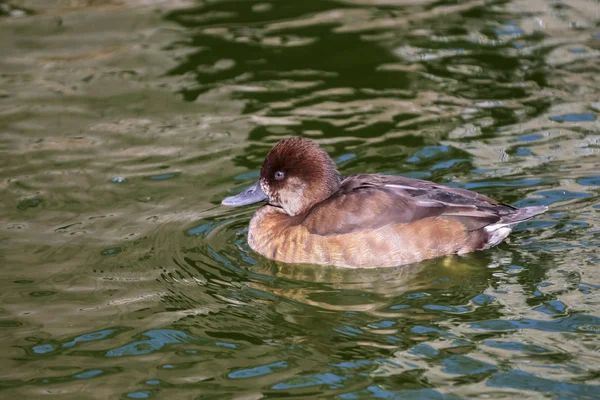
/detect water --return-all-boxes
[1,0,599,398]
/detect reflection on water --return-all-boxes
[1,0,600,398]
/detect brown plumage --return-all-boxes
[222,137,547,268]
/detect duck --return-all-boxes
[222,137,547,268]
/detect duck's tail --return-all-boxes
[483,205,548,249]
[501,205,548,224]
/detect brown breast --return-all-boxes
[247,205,485,268]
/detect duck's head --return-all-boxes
[222,137,341,216]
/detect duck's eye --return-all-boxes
[274,170,286,181]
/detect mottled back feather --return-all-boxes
[301,174,516,236]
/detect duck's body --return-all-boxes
[223,138,547,268]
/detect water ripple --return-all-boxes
[2,0,600,399]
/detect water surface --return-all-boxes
[1,0,600,398]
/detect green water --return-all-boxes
[1,0,600,398]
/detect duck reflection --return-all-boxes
[244,250,495,314]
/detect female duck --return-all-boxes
[222,137,547,268]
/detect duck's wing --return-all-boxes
[301,174,521,236]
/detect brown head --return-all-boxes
[222,137,341,216]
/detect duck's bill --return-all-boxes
[221,181,267,206]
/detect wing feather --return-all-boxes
[301,174,514,235]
